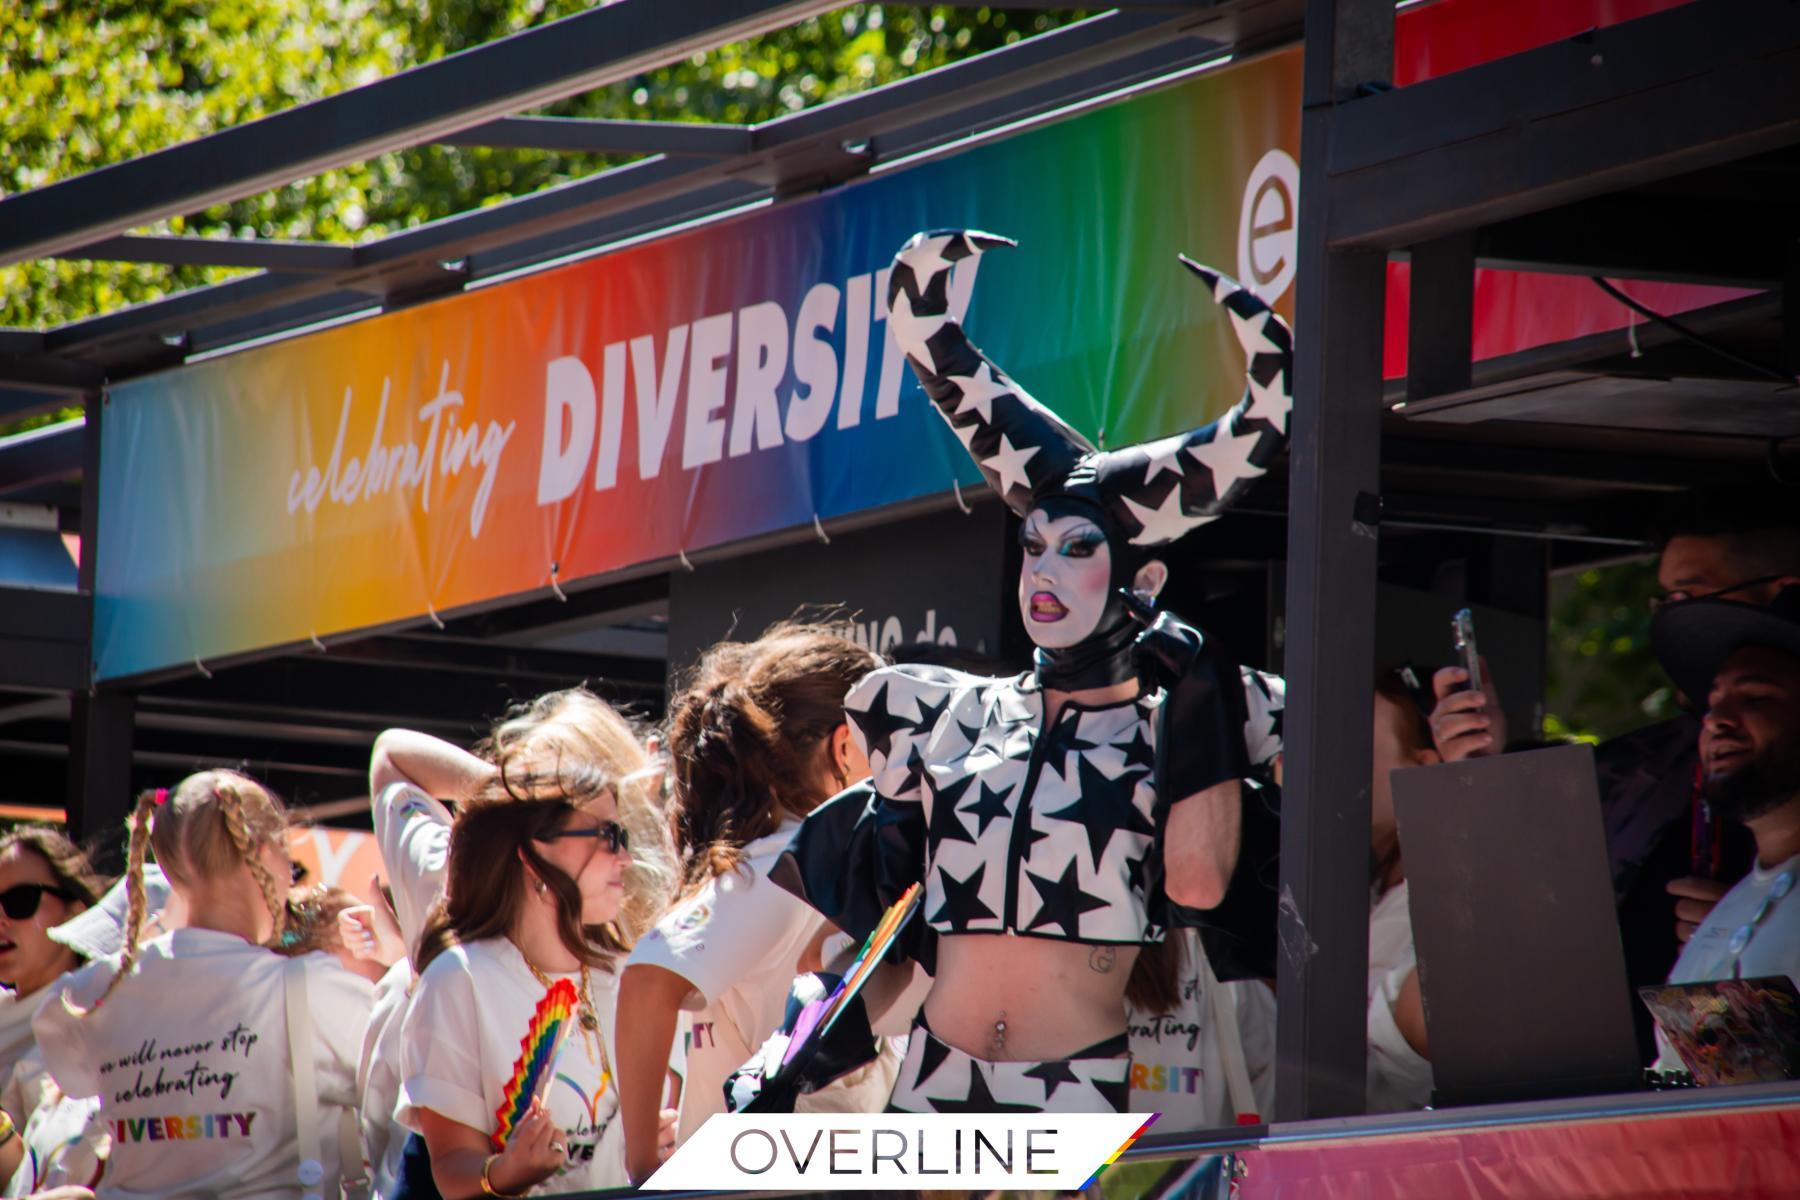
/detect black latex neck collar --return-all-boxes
[1032,598,1142,692]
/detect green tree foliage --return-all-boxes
[1543,557,1679,743]
[2,2,1079,332]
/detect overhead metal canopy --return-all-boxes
[0,3,1300,394]
[4,0,1800,1145]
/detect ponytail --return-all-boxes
[666,623,880,891]
[65,790,157,1017]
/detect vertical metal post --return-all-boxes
[1275,0,1393,1122]
[1404,232,1476,403]
[65,389,134,868]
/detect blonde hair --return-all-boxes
[414,688,676,975]
[75,769,289,1015]
[475,687,675,944]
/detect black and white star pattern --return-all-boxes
[886,1020,1131,1115]
[843,661,1285,947]
[884,230,1292,549]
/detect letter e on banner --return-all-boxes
[1237,148,1299,303]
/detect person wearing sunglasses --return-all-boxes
[390,694,681,1199]
[1424,495,1800,1061]
[1649,584,1800,1069]
[33,771,374,1200]
[0,829,106,1187]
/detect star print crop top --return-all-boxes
[843,664,1284,946]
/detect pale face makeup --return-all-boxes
[1018,510,1112,649]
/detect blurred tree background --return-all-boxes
[2,1,1081,428]
[3,2,1685,740]
[1543,557,1679,744]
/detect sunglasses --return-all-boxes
[1649,574,1786,613]
[541,819,631,855]
[0,883,77,922]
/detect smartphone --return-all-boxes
[1451,607,1482,694]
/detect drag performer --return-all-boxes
[767,230,1293,1115]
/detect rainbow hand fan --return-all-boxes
[493,978,578,1150]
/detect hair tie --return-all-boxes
[152,788,170,807]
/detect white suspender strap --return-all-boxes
[1202,943,1260,1124]
[284,956,329,1200]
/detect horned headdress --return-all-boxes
[886,230,1292,546]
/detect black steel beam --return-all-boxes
[0,419,84,496]
[324,634,667,687]
[60,235,358,274]
[1324,0,1800,249]
[0,588,89,691]
[65,691,134,862]
[1404,232,1474,403]
[0,0,844,267]
[1277,0,1392,1123]
[1471,192,1788,290]
[0,388,77,427]
[40,7,1247,373]
[440,116,753,157]
[0,354,106,395]
[0,330,46,356]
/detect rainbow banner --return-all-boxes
[93,50,1303,681]
[92,0,1740,682]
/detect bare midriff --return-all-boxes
[924,932,1138,1062]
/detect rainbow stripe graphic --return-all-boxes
[91,0,1737,683]
[94,49,1302,682]
[493,978,578,1150]
[1080,1111,1161,1191]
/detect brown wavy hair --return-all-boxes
[472,686,674,944]
[414,756,633,976]
[0,826,108,915]
[666,622,881,891]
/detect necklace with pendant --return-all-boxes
[523,952,609,1079]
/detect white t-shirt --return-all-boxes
[1127,930,1276,1131]
[3,1046,105,1198]
[0,981,59,1132]
[398,937,630,1194]
[32,928,373,1200]
[625,822,827,1142]
[1669,854,1800,986]
[1366,881,1433,1113]
[1658,854,1800,1068]
[373,781,454,953]
[359,959,412,1198]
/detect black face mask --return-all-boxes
[1028,498,1150,693]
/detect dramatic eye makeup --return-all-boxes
[1020,520,1105,557]
[1058,527,1105,557]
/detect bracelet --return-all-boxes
[480,1153,528,1199]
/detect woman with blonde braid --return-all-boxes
[33,771,374,1200]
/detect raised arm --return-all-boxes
[369,728,495,800]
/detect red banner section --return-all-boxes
[1239,1103,1800,1200]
